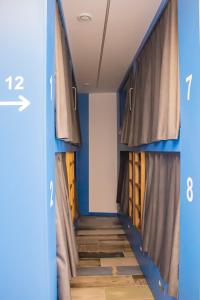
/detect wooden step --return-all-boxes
[77,229,125,236]
[71,275,135,288]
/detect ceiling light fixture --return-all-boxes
[77,13,92,22]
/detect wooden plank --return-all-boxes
[79,252,124,259]
[77,267,113,276]
[133,153,140,228]
[129,152,133,219]
[71,287,106,300]
[78,244,131,252]
[140,152,146,228]
[70,275,135,288]
[76,235,127,242]
[100,257,138,267]
[77,229,125,236]
[66,152,75,222]
[123,251,135,257]
[132,275,148,286]
[76,224,123,230]
[77,239,130,246]
[78,259,100,267]
[77,216,119,224]
[105,286,154,300]
[116,266,143,276]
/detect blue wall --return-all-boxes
[76,94,89,215]
[178,0,200,299]
[0,1,56,299]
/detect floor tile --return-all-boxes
[105,286,154,300]
[79,259,100,267]
[77,266,113,276]
[77,229,125,236]
[78,244,131,252]
[116,266,143,275]
[71,287,106,300]
[70,275,135,288]
[79,251,124,259]
[123,251,135,257]
[100,257,138,267]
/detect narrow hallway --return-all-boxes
[70,217,154,300]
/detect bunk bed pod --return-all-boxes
[117,151,179,298]
[120,0,180,147]
[142,152,180,298]
[55,5,81,145]
[56,153,79,300]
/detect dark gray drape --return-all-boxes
[142,153,180,298]
[56,154,79,300]
[116,152,129,215]
[121,0,179,146]
[120,71,135,144]
[55,5,81,145]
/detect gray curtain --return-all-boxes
[56,153,79,300]
[120,71,135,144]
[116,152,129,215]
[142,153,180,298]
[55,5,81,145]
[121,0,179,146]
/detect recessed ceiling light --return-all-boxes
[83,82,90,86]
[77,13,92,22]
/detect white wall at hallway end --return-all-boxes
[89,93,117,213]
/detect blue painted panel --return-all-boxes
[88,213,119,217]
[178,1,200,299]
[76,94,89,215]
[120,215,176,300]
[46,0,57,299]
[55,139,79,153]
[119,138,180,153]
[0,1,56,299]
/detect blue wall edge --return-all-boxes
[119,214,176,300]
[55,139,79,153]
[119,138,180,153]
[76,93,89,216]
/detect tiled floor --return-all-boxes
[70,216,154,300]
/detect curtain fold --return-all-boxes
[56,153,79,300]
[121,0,179,147]
[55,5,81,145]
[142,153,180,298]
[120,71,135,144]
[116,152,129,215]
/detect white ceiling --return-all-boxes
[61,0,163,93]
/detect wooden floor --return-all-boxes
[70,217,154,300]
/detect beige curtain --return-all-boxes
[55,5,81,145]
[56,154,79,300]
[121,0,179,146]
[142,153,180,298]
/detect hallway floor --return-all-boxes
[70,216,154,300]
